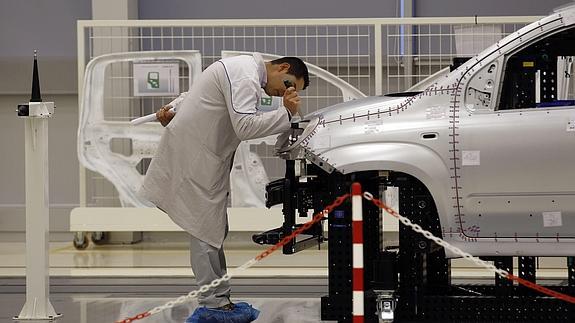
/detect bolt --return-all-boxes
[418,200,427,209]
[418,241,427,250]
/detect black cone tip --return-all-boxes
[30,50,42,102]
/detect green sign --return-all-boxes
[260,97,273,106]
[147,72,160,89]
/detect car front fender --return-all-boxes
[317,142,451,225]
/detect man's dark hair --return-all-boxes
[270,57,310,90]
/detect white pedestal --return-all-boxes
[14,118,62,321]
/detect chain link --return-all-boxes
[363,191,373,201]
[366,191,575,304]
[116,187,575,323]
[116,193,350,323]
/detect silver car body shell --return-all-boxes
[289,6,575,257]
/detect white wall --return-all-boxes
[0,0,572,241]
[0,0,91,94]
[414,0,570,16]
[0,94,79,240]
[137,0,571,19]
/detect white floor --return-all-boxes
[0,241,570,323]
[0,241,568,278]
[0,241,328,277]
[1,241,331,323]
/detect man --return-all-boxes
[139,53,309,322]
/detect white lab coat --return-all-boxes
[139,53,291,248]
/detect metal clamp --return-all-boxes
[375,291,396,322]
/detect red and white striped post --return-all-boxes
[351,182,364,323]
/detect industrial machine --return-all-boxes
[255,5,575,322]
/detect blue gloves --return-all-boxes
[186,302,260,323]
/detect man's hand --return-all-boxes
[156,105,175,127]
[283,87,301,117]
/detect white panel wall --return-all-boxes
[0,0,568,240]
[0,94,79,240]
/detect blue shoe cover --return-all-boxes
[186,302,260,323]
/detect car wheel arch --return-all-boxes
[317,142,451,230]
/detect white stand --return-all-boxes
[14,117,62,321]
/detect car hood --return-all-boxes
[276,93,424,163]
[304,95,410,121]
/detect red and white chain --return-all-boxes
[116,188,575,323]
[364,191,575,304]
[116,194,350,323]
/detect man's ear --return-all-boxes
[278,62,290,73]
